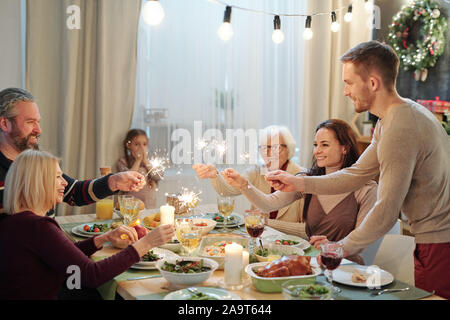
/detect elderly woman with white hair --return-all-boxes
[193,125,306,236]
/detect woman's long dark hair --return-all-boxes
[302,119,359,221]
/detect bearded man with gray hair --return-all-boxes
[0,87,146,215]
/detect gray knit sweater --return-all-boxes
[303,99,450,255]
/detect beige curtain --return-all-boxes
[299,0,372,167]
[26,0,141,215]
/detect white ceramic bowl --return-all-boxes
[254,244,305,262]
[156,257,218,287]
[197,235,250,269]
[245,261,321,293]
[262,234,311,250]
[159,240,183,253]
[192,218,217,236]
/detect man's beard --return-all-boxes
[10,129,40,151]
[352,91,374,113]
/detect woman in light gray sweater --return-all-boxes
[193,125,305,227]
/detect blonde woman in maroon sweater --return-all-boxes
[0,149,174,300]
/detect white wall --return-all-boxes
[0,0,23,89]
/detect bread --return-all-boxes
[143,213,161,228]
[351,272,367,283]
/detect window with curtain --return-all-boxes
[132,0,307,171]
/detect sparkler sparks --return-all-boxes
[177,188,202,209]
[215,141,227,156]
[196,138,228,162]
[196,138,208,150]
[145,156,169,178]
[240,152,251,162]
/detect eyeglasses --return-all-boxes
[258,144,287,152]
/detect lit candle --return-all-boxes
[224,242,243,286]
[160,204,175,225]
[242,250,250,282]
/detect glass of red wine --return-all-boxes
[244,211,265,255]
[320,242,343,293]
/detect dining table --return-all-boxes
[56,204,444,301]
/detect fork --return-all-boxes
[126,274,162,281]
[187,287,199,293]
[371,287,410,296]
[186,287,201,296]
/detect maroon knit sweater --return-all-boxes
[0,211,140,300]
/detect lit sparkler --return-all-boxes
[196,138,208,150]
[240,152,251,162]
[178,188,202,210]
[145,156,169,178]
[215,141,227,156]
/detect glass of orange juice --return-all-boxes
[96,197,114,220]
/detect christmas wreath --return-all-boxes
[388,0,447,81]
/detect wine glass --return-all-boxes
[175,218,192,255]
[320,242,343,293]
[217,195,235,233]
[120,195,140,226]
[176,218,201,256]
[244,211,265,255]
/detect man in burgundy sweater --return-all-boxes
[0,88,145,214]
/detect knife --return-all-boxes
[126,274,162,281]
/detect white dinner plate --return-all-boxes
[131,248,180,270]
[332,265,394,288]
[209,213,244,228]
[164,287,241,300]
[262,234,311,251]
[71,226,92,238]
[75,223,111,236]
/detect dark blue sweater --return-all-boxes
[0,151,115,214]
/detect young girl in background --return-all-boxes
[117,129,161,209]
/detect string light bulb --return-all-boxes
[344,5,353,22]
[330,11,340,33]
[303,16,313,40]
[217,6,234,41]
[142,0,165,26]
[272,15,285,44]
[365,0,374,13]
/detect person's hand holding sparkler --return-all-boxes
[192,164,219,179]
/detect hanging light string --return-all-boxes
[141,0,371,42]
[208,0,356,18]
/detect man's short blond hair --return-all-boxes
[3,150,59,215]
[340,40,399,90]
